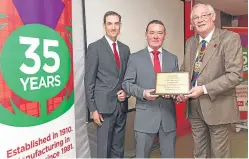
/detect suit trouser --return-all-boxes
[135,125,176,158]
[97,105,127,158]
[188,98,231,158]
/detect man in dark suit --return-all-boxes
[122,20,178,158]
[177,3,243,158]
[84,11,130,158]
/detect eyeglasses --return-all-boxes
[192,13,212,22]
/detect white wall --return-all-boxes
[83,1,184,156]
[84,0,184,65]
[84,0,184,110]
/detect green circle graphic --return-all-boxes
[0,24,73,127]
[1,24,70,102]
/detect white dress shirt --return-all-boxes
[105,35,120,56]
[147,46,163,68]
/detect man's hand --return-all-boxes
[176,94,188,103]
[117,90,127,102]
[92,110,104,126]
[144,89,159,101]
[184,86,204,98]
[163,95,171,98]
[163,95,176,99]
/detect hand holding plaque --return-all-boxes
[155,72,190,95]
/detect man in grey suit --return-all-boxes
[122,20,178,158]
[85,11,130,158]
[177,3,243,158]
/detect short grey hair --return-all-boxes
[190,3,215,20]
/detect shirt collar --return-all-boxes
[105,35,117,46]
[199,27,215,43]
[148,46,163,54]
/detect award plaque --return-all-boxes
[155,72,190,95]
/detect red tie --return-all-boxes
[112,42,120,69]
[152,50,161,73]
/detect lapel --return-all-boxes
[162,50,167,72]
[101,36,119,74]
[190,28,220,76]
[190,37,199,78]
[199,28,220,75]
[161,49,174,72]
[117,41,125,76]
[143,47,155,75]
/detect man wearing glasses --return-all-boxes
[85,11,130,158]
[177,3,243,158]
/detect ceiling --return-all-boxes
[196,0,248,16]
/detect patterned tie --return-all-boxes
[112,42,120,69]
[191,40,207,87]
[152,50,161,73]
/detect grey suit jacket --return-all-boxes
[122,48,179,133]
[85,36,130,114]
[181,28,243,125]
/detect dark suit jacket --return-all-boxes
[181,28,243,125]
[85,36,130,114]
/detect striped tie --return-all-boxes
[191,40,207,87]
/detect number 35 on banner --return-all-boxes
[19,36,61,91]
[0,24,71,102]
